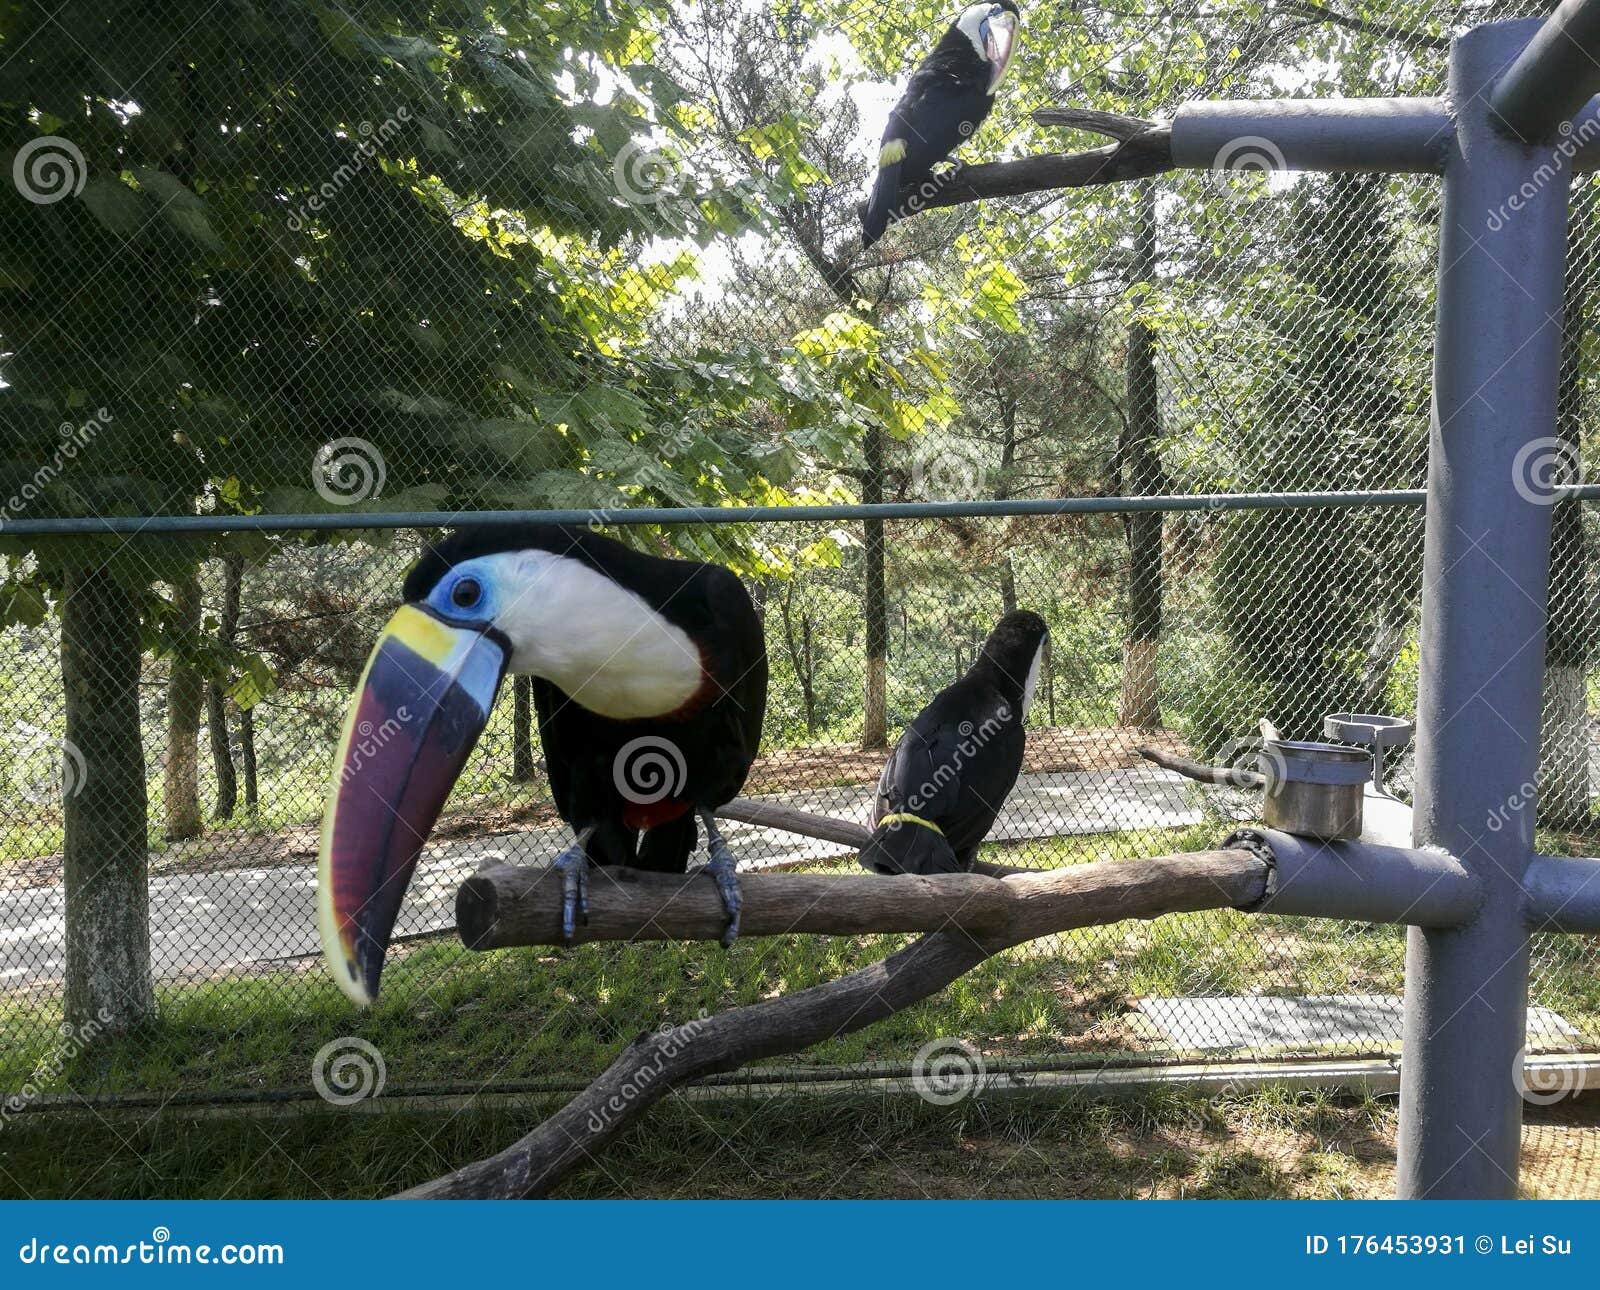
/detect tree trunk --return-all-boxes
[240,706,258,818]
[207,553,243,820]
[163,570,204,840]
[1119,183,1165,730]
[861,422,888,750]
[60,566,154,1033]
[511,677,536,783]
[1539,181,1596,829]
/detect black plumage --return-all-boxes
[860,609,1047,875]
[409,524,767,878]
[862,1,1021,248]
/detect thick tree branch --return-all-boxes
[1031,106,1159,141]
[885,126,1172,227]
[401,847,1265,1199]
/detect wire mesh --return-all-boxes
[0,0,1596,1198]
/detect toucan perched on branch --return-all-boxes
[860,610,1048,875]
[318,525,767,1005]
[861,1,1021,247]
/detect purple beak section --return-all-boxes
[318,607,507,1005]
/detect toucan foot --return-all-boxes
[551,840,590,943]
[699,812,743,947]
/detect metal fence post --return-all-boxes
[1398,18,1571,1199]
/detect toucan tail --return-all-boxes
[859,816,961,875]
[861,159,902,248]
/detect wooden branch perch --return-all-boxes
[1135,744,1265,790]
[400,847,1265,1199]
[885,126,1172,224]
[1031,107,1158,141]
[713,797,1027,878]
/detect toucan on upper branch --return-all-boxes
[862,1,1022,247]
[860,610,1048,875]
[317,524,767,1005]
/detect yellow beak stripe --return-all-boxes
[381,603,463,669]
[879,138,907,167]
[878,812,943,836]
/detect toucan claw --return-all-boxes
[700,812,743,947]
[552,840,591,944]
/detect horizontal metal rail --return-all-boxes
[1490,0,1600,143]
[7,485,1600,537]
[1171,97,1453,174]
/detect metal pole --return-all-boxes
[1170,97,1451,174]
[1490,0,1600,144]
[1398,19,1570,1199]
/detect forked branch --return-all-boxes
[399,847,1265,1199]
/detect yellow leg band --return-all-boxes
[877,812,944,836]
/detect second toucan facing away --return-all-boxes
[860,610,1048,875]
[861,1,1021,247]
[317,524,767,1006]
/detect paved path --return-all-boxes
[0,766,1200,988]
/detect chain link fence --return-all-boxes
[0,0,1597,1195]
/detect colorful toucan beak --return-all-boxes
[985,13,1017,92]
[317,604,508,1006]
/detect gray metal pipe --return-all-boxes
[1490,0,1600,143]
[1228,828,1478,928]
[1170,97,1451,174]
[1523,854,1600,933]
[1398,19,1569,1201]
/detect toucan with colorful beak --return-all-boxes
[861,1,1021,247]
[860,609,1047,875]
[318,524,768,1006]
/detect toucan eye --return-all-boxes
[450,577,482,610]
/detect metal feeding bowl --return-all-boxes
[1259,739,1373,841]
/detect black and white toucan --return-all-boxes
[859,609,1047,875]
[317,524,768,1005]
[861,1,1021,248]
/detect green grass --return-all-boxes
[0,1086,1403,1200]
